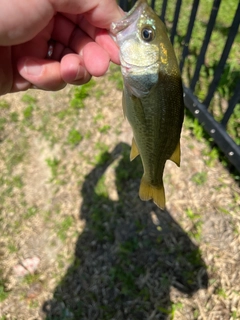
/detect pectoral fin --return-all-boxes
[139,176,165,210]
[169,141,181,167]
[130,137,140,161]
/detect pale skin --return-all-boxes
[0,0,123,95]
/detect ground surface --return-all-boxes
[0,65,240,320]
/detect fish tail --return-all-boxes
[139,176,165,210]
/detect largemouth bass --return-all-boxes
[110,0,184,209]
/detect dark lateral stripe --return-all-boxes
[170,0,182,44]
[190,0,221,90]
[179,0,200,72]
[203,1,240,107]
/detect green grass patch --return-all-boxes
[185,209,203,241]
[0,100,10,109]
[93,113,104,123]
[0,285,9,302]
[21,94,37,104]
[108,64,123,90]
[0,269,9,302]
[21,93,37,126]
[70,80,95,109]
[157,302,182,319]
[46,157,60,179]
[0,118,7,131]
[5,139,28,174]
[67,129,83,146]
[93,142,110,165]
[191,171,208,186]
[94,176,108,198]
[7,242,18,253]
[23,273,41,285]
[98,124,111,134]
[10,112,19,122]
[57,216,73,241]
[216,287,227,299]
[24,206,38,219]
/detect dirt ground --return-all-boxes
[0,67,240,320]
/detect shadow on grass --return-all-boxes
[42,143,208,319]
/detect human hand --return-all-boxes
[0,0,123,95]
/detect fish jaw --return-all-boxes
[110,0,148,36]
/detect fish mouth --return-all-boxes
[110,0,147,35]
[120,57,157,74]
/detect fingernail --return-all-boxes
[24,59,43,76]
[74,65,85,81]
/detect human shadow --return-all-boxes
[42,143,208,320]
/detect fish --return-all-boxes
[110,0,184,209]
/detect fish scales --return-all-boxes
[111,0,184,209]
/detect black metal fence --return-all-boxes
[119,0,240,172]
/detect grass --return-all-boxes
[0,270,8,303]
[0,76,239,320]
[70,80,96,109]
[93,143,111,165]
[67,129,83,146]
[57,216,74,241]
[94,176,109,198]
[46,158,60,180]
[191,171,208,186]
[0,286,8,303]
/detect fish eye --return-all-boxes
[141,27,155,42]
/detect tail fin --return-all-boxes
[139,176,165,210]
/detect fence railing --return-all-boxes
[119,0,240,173]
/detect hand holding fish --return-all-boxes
[0,0,123,95]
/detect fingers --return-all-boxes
[17,58,66,91]
[10,10,121,94]
[52,14,120,64]
[79,20,120,64]
[61,54,91,84]
[16,53,93,91]
[51,0,123,29]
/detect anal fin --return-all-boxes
[169,141,181,167]
[139,176,165,210]
[130,137,140,161]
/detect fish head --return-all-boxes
[111,0,171,97]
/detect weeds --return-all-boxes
[67,129,83,146]
[191,172,208,186]
[70,80,95,109]
[57,216,74,241]
[0,286,8,303]
[46,158,60,180]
